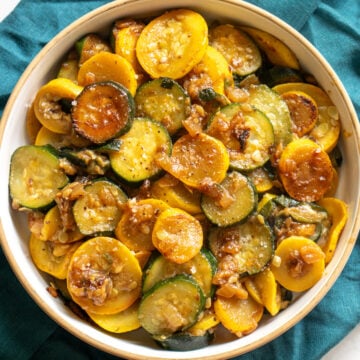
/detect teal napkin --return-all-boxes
[0,1,359,359]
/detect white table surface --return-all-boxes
[0,0,359,359]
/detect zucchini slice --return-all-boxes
[135,78,190,135]
[73,179,127,235]
[206,103,274,171]
[201,171,257,227]
[9,145,69,210]
[246,84,293,146]
[142,249,217,298]
[138,274,205,336]
[72,81,135,144]
[209,215,274,276]
[154,331,214,351]
[109,117,172,183]
[260,194,330,243]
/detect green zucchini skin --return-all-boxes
[259,65,303,87]
[142,249,217,298]
[72,81,135,144]
[9,145,69,210]
[138,274,205,337]
[154,331,214,351]
[135,77,190,135]
[109,117,172,183]
[260,194,330,243]
[247,84,293,147]
[201,171,258,227]
[72,178,127,236]
[209,215,274,276]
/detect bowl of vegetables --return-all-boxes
[0,0,359,359]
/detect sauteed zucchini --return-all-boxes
[9,8,347,351]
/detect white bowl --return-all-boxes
[1,0,359,359]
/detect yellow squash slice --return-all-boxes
[67,236,142,315]
[278,138,334,202]
[271,236,325,292]
[136,9,208,79]
[317,197,348,263]
[30,234,82,279]
[214,295,264,337]
[33,78,83,134]
[77,52,137,95]
[152,207,203,264]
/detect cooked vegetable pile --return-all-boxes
[9,8,348,350]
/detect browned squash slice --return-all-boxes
[241,26,300,70]
[152,207,203,264]
[115,198,170,252]
[72,81,134,144]
[278,138,334,202]
[214,295,264,337]
[280,90,318,137]
[156,132,229,189]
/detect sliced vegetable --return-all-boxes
[33,78,83,134]
[113,20,145,78]
[209,24,262,76]
[109,117,172,183]
[77,52,137,95]
[278,138,334,202]
[26,103,42,144]
[9,145,69,210]
[115,198,170,252]
[241,26,300,69]
[317,197,348,263]
[248,166,274,193]
[183,45,233,97]
[40,205,84,243]
[246,84,292,146]
[72,81,135,144]
[30,234,82,279]
[244,268,281,316]
[142,249,217,297]
[150,174,202,214]
[214,295,264,336]
[206,103,274,171]
[73,179,127,235]
[88,300,141,333]
[271,236,325,292]
[187,308,220,335]
[152,207,203,264]
[76,33,111,65]
[154,331,214,351]
[209,215,274,276]
[258,66,303,88]
[201,171,257,227]
[67,236,142,314]
[280,90,318,137]
[135,77,190,135]
[273,82,341,152]
[138,274,205,336]
[136,9,208,79]
[156,132,229,189]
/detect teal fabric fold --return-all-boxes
[0,1,359,359]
